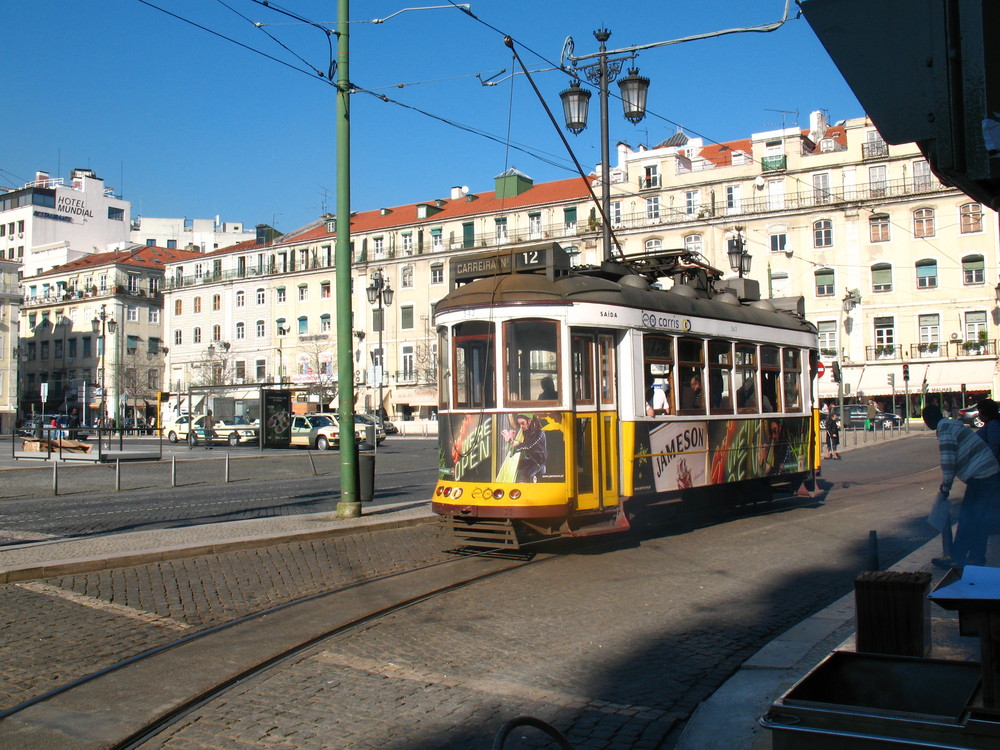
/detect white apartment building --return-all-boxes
[154,112,999,422]
[18,245,201,424]
[0,259,20,432]
[0,169,131,276]
[130,216,256,253]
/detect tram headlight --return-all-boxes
[492,488,505,500]
[451,488,463,499]
[509,489,521,500]
[436,486,445,496]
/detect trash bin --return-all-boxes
[358,446,375,503]
[855,570,931,656]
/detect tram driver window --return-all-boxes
[782,348,802,412]
[734,344,758,413]
[708,340,733,414]
[504,319,560,407]
[760,346,780,412]
[643,334,673,416]
[452,321,496,409]
[677,338,705,414]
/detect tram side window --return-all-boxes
[453,321,496,409]
[782,348,802,412]
[734,344,758,413]
[708,340,733,414]
[677,337,705,414]
[504,319,560,406]
[760,346,781,412]
[643,334,674,416]
[571,335,594,404]
[438,326,448,409]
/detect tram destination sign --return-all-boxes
[451,243,569,287]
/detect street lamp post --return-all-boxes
[91,304,116,430]
[726,226,752,278]
[837,289,861,432]
[559,29,650,262]
[366,270,394,420]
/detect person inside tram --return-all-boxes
[645,374,670,416]
[538,376,558,401]
[736,376,758,410]
[680,372,704,410]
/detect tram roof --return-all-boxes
[436,251,815,336]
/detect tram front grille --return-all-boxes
[441,517,520,550]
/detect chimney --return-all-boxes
[809,110,829,143]
[450,186,468,200]
[34,171,50,186]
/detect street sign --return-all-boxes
[817,362,826,378]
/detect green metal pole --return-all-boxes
[335,0,360,518]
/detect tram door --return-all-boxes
[570,330,619,511]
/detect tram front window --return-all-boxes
[453,321,496,409]
[504,319,560,406]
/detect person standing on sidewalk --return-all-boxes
[825,410,841,459]
[204,409,216,450]
[976,398,1000,461]
[924,404,1000,569]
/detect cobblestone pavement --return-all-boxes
[138,439,938,750]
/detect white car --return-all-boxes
[166,415,258,446]
[290,414,345,451]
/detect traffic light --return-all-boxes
[832,361,842,383]
[159,392,172,402]
[902,364,910,382]
[887,373,895,386]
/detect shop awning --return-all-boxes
[820,359,998,399]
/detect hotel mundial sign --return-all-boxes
[56,195,94,218]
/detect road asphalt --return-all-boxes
[0,425,979,749]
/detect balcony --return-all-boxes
[865,345,900,362]
[862,140,889,160]
[761,155,787,172]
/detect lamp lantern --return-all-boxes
[618,68,650,123]
[559,80,591,134]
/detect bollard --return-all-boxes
[52,461,58,496]
[867,529,880,570]
[115,458,121,491]
[171,454,177,488]
[358,447,375,502]
[225,452,230,483]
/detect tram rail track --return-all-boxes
[0,543,557,749]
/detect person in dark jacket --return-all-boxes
[825,410,841,459]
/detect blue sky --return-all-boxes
[5,0,861,234]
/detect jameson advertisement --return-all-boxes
[441,412,566,484]
[633,417,810,494]
[261,389,292,447]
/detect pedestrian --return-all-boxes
[204,409,216,450]
[67,408,80,440]
[865,399,877,430]
[976,398,1000,461]
[825,410,841,459]
[924,404,1000,569]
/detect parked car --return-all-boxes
[354,413,387,444]
[959,404,984,428]
[290,414,347,451]
[840,404,902,430]
[371,414,398,435]
[166,415,258,446]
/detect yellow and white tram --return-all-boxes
[432,244,820,546]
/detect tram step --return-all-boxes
[440,517,520,549]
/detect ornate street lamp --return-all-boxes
[91,305,116,429]
[727,227,752,278]
[560,29,650,263]
[366,270,393,421]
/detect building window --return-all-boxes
[963,255,985,285]
[966,311,988,342]
[175,299,182,315]
[815,268,835,296]
[402,344,415,380]
[401,266,414,288]
[256,320,265,338]
[212,294,221,311]
[913,160,932,190]
[817,321,837,355]
[431,264,444,285]
[256,288,265,305]
[641,164,659,189]
[149,308,159,324]
[298,316,308,335]
[298,284,308,302]
[869,213,890,243]
[108,207,124,221]
[127,274,140,293]
[212,324,221,341]
[174,330,183,345]
[725,185,740,213]
[235,322,245,340]
[918,314,940,348]
[960,203,983,234]
[646,196,660,221]
[872,263,893,292]
[236,290,245,307]
[401,305,414,330]
[610,201,622,226]
[494,217,508,243]
[684,190,700,215]
[684,234,702,254]
[235,361,246,381]
[916,259,938,289]
[194,297,202,314]
[813,219,833,248]
[874,316,895,349]
[812,173,832,204]
[321,281,331,298]
[913,208,935,237]
[431,229,444,251]
[256,359,266,381]
[193,327,202,344]
[563,207,577,233]
[869,165,887,197]
[320,314,331,332]
[770,233,787,253]
[276,287,287,304]
[645,238,662,253]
